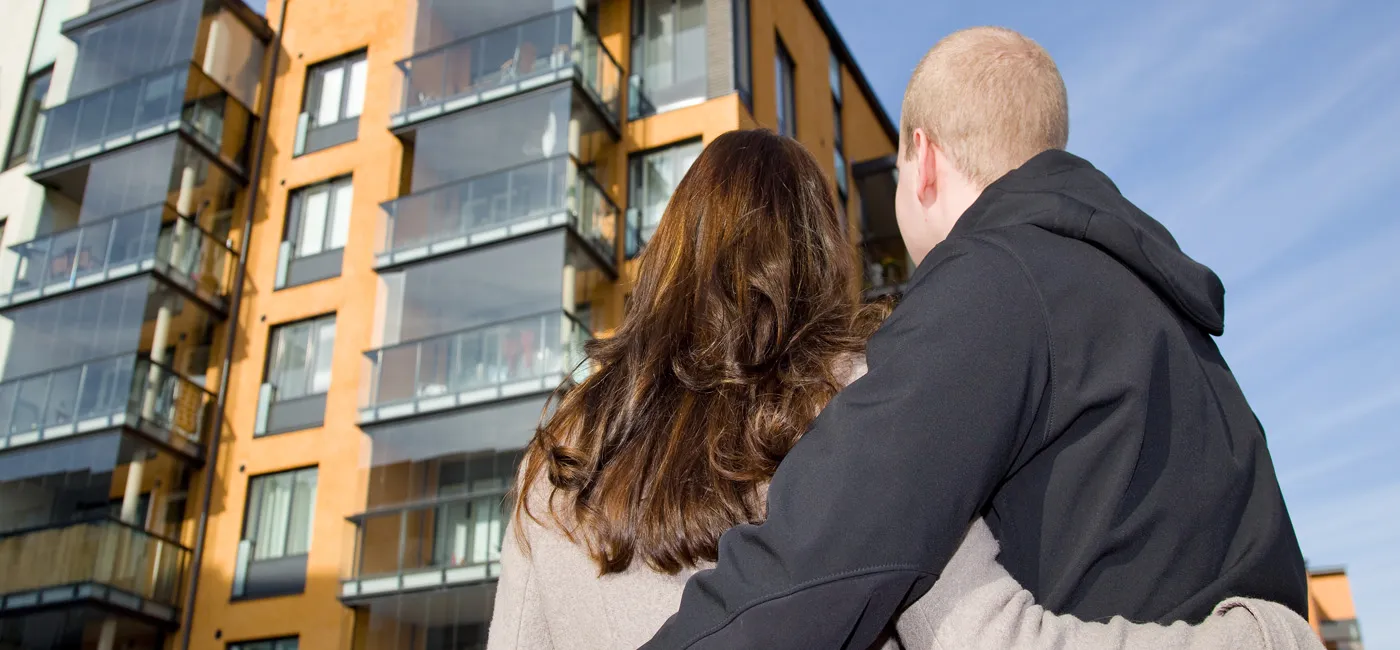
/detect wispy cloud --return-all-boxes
[1065,0,1323,169]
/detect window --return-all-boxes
[230,640,298,650]
[627,140,703,258]
[829,53,843,103]
[244,468,317,561]
[833,102,848,199]
[299,51,367,154]
[267,315,336,401]
[775,38,796,138]
[278,176,352,288]
[286,177,352,259]
[6,68,52,169]
[235,468,317,598]
[630,0,707,115]
[733,0,752,109]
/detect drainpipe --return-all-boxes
[177,2,288,648]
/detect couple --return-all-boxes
[488,27,1317,649]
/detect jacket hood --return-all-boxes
[950,150,1227,335]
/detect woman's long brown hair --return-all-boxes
[515,129,885,575]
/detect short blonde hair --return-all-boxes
[901,27,1069,189]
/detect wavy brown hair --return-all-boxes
[515,129,885,575]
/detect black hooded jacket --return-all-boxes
[641,150,1307,649]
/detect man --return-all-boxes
[641,27,1306,649]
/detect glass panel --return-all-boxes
[0,520,190,606]
[200,9,266,108]
[329,181,354,250]
[675,0,706,88]
[312,320,335,394]
[7,69,51,167]
[346,58,368,119]
[378,232,566,344]
[315,65,345,126]
[12,375,50,434]
[830,52,842,100]
[364,311,585,410]
[347,493,506,579]
[286,468,317,555]
[39,228,82,288]
[382,157,599,257]
[299,189,329,257]
[272,323,311,400]
[398,8,621,124]
[408,73,573,191]
[42,366,83,428]
[67,0,201,96]
[251,471,293,559]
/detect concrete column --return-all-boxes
[120,460,146,523]
[202,17,225,78]
[562,264,577,367]
[97,618,118,650]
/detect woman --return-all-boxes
[488,130,1318,649]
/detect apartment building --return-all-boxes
[0,0,903,649]
[1309,567,1365,650]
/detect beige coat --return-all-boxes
[488,360,1321,650]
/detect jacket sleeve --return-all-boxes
[487,523,556,650]
[641,238,1053,649]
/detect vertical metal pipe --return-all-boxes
[177,3,288,647]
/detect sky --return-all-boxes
[824,0,1400,644]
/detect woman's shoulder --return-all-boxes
[836,352,868,386]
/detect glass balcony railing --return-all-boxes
[0,203,236,309]
[340,490,507,601]
[376,156,618,269]
[0,355,214,459]
[0,517,189,617]
[31,63,253,173]
[393,8,622,128]
[360,311,590,424]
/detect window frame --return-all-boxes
[241,467,319,562]
[5,66,53,170]
[626,139,704,259]
[630,0,708,115]
[732,0,753,110]
[284,176,354,259]
[303,51,367,129]
[228,637,299,650]
[266,314,337,401]
[775,36,796,138]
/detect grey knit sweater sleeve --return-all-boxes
[896,520,1324,650]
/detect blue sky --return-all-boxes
[825,0,1400,643]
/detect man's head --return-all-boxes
[896,26,1069,262]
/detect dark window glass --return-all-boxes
[6,68,52,168]
[304,52,367,130]
[775,38,796,138]
[243,468,318,560]
[284,177,353,258]
[267,315,336,401]
[627,140,702,257]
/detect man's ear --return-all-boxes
[913,128,940,209]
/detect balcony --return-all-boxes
[360,311,589,426]
[377,156,617,271]
[391,8,622,131]
[0,517,189,624]
[340,490,506,603]
[29,62,254,179]
[0,203,236,312]
[0,355,214,461]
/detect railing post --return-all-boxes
[68,228,85,288]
